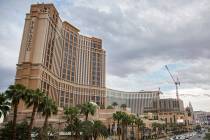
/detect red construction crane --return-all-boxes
[165,65,180,100]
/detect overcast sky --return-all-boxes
[0,0,210,112]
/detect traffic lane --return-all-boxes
[189,132,205,140]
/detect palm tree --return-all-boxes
[0,93,10,119]
[5,84,27,140]
[107,105,114,109]
[37,96,58,140]
[81,120,93,140]
[129,114,136,139]
[112,102,118,107]
[92,120,109,140]
[64,106,80,139]
[64,106,80,125]
[152,122,160,139]
[71,118,83,140]
[80,102,96,120]
[120,104,127,110]
[121,112,131,140]
[135,117,145,140]
[25,89,45,140]
[113,111,123,140]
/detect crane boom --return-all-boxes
[165,65,176,83]
[165,65,180,100]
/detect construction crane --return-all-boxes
[165,65,180,100]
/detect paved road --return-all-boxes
[189,132,205,140]
[158,131,206,140]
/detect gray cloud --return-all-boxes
[0,0,210,111]
[0,67,15,91]
[57,0,210,76]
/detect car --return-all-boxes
[173,136,179,140]
[179,136,185,140]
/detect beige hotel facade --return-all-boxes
[16,3,106,110]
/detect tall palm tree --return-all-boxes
[37,96,58,140]
[25,89,45,140]
[81,120,93,140]
[92,120,109,140]
[113,111,123,140]
[5,84,27,140]
[120,104,127,110]
[129,114,136,139]
[71,118,83,140]
[0,93,10,119]
[64,106,80,139]
[152,122,160,139]
[121,112,131,140]
[80,102,96,120]
[135,117,145,140]
[64,106,80,125]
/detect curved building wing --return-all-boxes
[16,3,106,111]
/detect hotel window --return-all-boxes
[70,34,73,42]
[60,91,65,107]
[74,36,77,43]
[66,32,69,40]
[65,93,69,107]
[62,69,66,74]
[91,96,95,101]
[62,74,66,79]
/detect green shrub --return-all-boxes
[0,121,29,140]
[204,133,210,140]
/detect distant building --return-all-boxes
[106,89,186,115]
[106,88,161,115]
[159,98,185,112]
[188,102,194,114]
[144,98,184,114]
[194,111,210,125]
[185,102,194,120]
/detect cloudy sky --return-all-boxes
[0,0,210,112]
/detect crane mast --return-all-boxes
[165,65,180,100]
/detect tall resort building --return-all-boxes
[16,3,106,111]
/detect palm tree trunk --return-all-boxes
[28,104,37,140]
[12,103,18,140]
[121,124,125,140]
[76,130,81,140]
[137,126,139,140]
[75,133,78,140]
[85,114,88,120]
[125,124,128,140]
[93,134,97,140]
[131,124,134,139]
[43,114,49,130]
[117,121,120,140]
[41,114,49,140]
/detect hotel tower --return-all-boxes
[16,3,106,111]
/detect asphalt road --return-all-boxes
[157,131,206,140]
[189,132,205,140]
